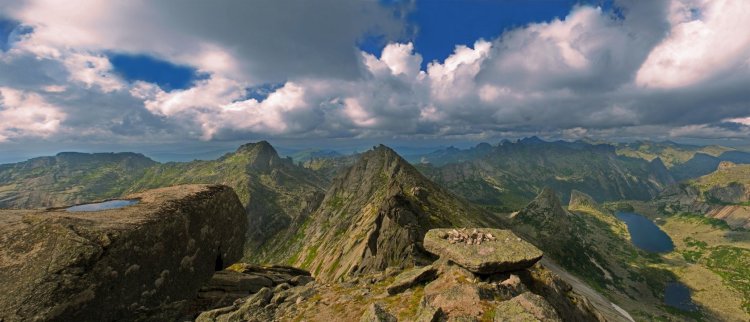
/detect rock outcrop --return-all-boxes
[423,228,543,274]
[188,264,312,320]
[386,264,438,295]
[0,184,246,322]
[718,161,737,170]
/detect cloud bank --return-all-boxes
[0,0,749,148]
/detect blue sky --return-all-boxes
[0,19,16,51]
[108,54,207,91]
[0,0,749,162]
[403,0,610,68]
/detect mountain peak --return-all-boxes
[568,190,601,212]
[236,140,277,155]
[231,141,284,170]
[353,144,413,176]
[519,136,545,144]
[514,187,571,229]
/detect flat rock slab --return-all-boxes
[423,228,543,274]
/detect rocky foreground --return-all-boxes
[0,185,247,321]
[195,228,603,321]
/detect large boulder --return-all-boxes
[0,184,246,322]
[423,228,543,274]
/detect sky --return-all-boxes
[1,0,750,162]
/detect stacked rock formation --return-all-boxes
[424,228,544,274]
[440,228,497,245]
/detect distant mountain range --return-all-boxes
[614,140,750,181]
[5,138,749,214]
[411,137,676,211]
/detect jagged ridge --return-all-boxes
[287,145,504,281]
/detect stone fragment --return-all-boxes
[290,275,315,286]
[494,292,562,322]
[386,264,438,295]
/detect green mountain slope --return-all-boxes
[0,152,157,208]
[416,138,675,211]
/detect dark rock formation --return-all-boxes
[187,263,312,320]
[0,184,246,322]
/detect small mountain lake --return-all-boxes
[664,282,698,312]
[67,199,139,212]
[615,212,698,311]
[615,211,674,253]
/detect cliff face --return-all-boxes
[0,184,246,322]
